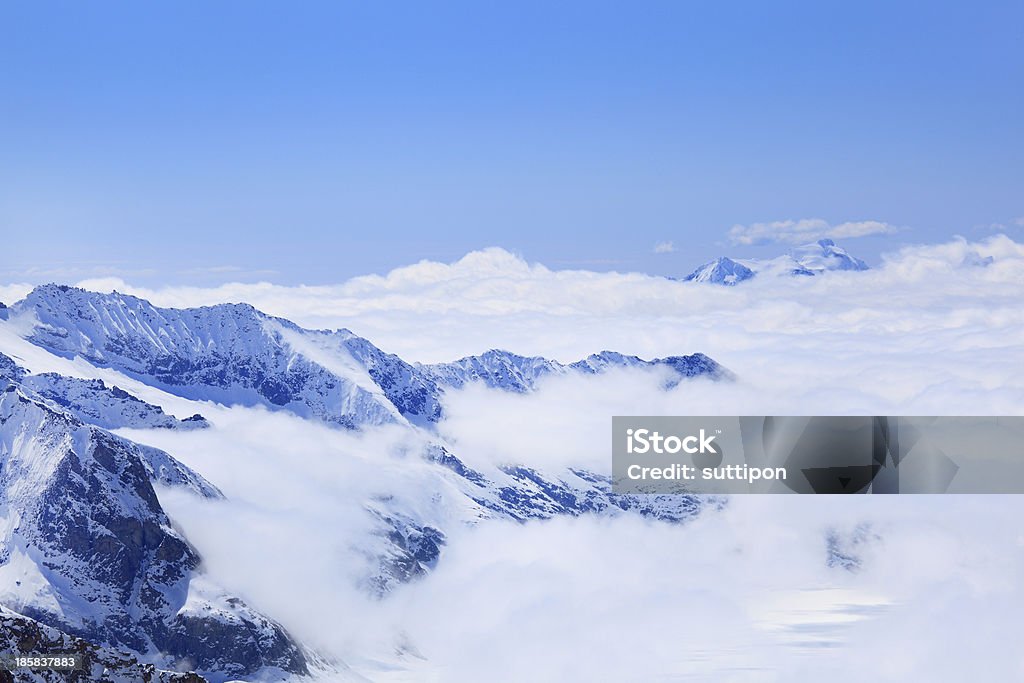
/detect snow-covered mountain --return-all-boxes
[787,238,869,272]
[0,383,306,681]
[8,285,730,428]
[682,257,756,286]
[11,286,402,429]
[0,284,732,679]
[425,348,732,392]
[684,239,869,285]
[2,352,209,431]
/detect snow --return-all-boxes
[0,283,727,680]
[684,238,869,285]
[0,546,63,616]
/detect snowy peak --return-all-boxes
[422,349,560,393]
[683,257,756,285]
[8,286,731,428]
[11,285,401,429]
[683,239,869,285]
[788,238,869,272]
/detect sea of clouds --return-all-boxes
[5,233,1021,414]
[3,234,1024,680]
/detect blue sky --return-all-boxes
[2,0,1021,285]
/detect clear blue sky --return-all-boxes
[2,0,1021,285]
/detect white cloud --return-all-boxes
[378,496,1024,682]
[0,283,32,306]
[6,236,1024,680]
[54,238,1024,404]
[653,240,675,254]
[123,396,1024,681]
[728,218,899,246]
[147,412,1024,682]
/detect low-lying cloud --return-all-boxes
[135,401,1024,682]
[46,235,1024,419]
[380,496,1024,682]
[5,234,1023,680]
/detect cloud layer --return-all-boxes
[134,402,1024,682]
[4,235,1024,680]
[23,234,1021,418]
[378,496,1024,682]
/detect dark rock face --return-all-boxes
[0,389,307,680]
[0,352,24,380]
[368,512,447,592]
[0,607,208,683]
[338,335,444,425]
[493,465,707,522]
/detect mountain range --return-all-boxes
[13,285,731,429]
[0,285,729,680]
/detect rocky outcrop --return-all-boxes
[0,387,306,680]
[0,606,207,683]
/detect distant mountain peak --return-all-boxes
[683,257,756,285]
[788,238,868,272]
[683,239,869,285]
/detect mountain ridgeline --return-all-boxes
[0,284,732,679]
[11,284,731,429]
